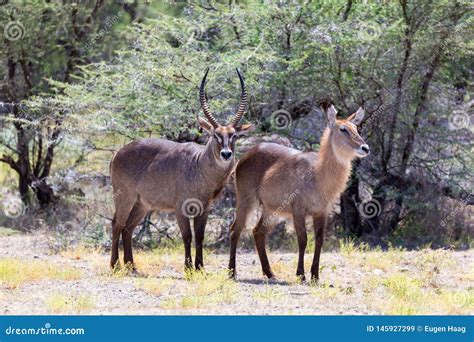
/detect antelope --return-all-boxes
[228,105,369,281]
[110,68,254,271]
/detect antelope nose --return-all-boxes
[220,150,232,160]
[361,144,370,154]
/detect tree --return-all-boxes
[0,1,130,208]
[8,0,470,244]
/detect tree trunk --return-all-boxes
[34,179,57,208]
[15,122,32,206]
[5,117,58,208]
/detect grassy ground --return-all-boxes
[0,230,472,315]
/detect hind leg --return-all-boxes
[122,202,149,268]
[253,212,277,279]
[111,217,122,269]
[228,197,256,278]
[293,209,307,281]
[110,191,136,269]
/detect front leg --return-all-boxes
[193,210,209,270]
[175,211,193,272]
[311,213,327,281]
[292,210,307,281]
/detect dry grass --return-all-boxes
[0,258,81,289]
[62,246,168,277]
[162,269,239,309]
[270,260,302,285]
[334,240,474,315]
[252,284,286,302]
[339,238,362,256]
[309,282,340,301]
[2,235,472,315]
[155,241,472,314]
[414,249,457,288]
[135,278,175,295]
[376,273,474,314]
[60,244,215,277]
[60,245,101,260]
[46,293,95,313]
[0,227,20,237]
[382,273,426,314]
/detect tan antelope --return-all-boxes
[228,105,369,281]
[110,68,254,271]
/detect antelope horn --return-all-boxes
[230,68,248,127]
[199,67,220,128]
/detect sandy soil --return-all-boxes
[0,233,472,315]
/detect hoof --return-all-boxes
[110,261,122,273]
[264,270,276,279]
[128,268,144,277]
[228,269,237,280]
[110,259,120,270]
[310,274,320,283]
[110,262,139,276]
[296,274,306,283]
[123,262,136,271]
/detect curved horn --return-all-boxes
[199,67,220,128]
[230,68,248,127]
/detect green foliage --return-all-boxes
[1,1,472,247]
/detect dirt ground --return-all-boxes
[0,232,472,315]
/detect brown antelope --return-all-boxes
[110,68,254,271]
[228,105,369,281]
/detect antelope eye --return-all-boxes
[340,126,347,132]
[214,134,222,142]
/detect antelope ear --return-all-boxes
[348,107,365,125]
[327,105,337,128]
[236,123,255,136]
[197,116,214,133]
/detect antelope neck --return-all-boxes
[314,128,353,205]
